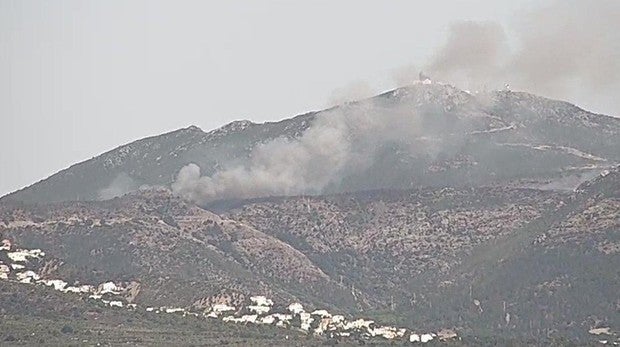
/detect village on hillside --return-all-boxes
[0,238,460,344]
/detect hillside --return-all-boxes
[221,170,619,341]
[0,189,353,311]
[1,84,618,345]
[2,83,619,204]
[0,280,300,346]
[2,169,617,343]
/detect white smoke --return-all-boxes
[326,80,377,107]
[98,172,137,200]
[172,113,350,203]
[172,0,620,204]
[172,99,429,204]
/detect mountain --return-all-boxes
[1,83,618,345]
[2,82,619,204]
[221,168,619,341]
[0,189,351,310]
[1,168,618,343]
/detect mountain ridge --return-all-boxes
[3,83,619,206]
[1,83,618,340]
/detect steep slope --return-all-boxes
[223,187,565,305]
[0,169,617,343]
[220,169,618,342]
[3,83,619,204]
[1,116,315,204]
[0,189,354,312]
[382,168,620,342]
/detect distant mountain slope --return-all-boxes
[1,116,314,204]
[223,169,619,341]
[0,189,353,311]
[2,83,619,204]
[0,168,617,342]
[404,168,619,341]
[0,185,568,312]
[223,186,567,308]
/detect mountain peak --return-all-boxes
[184,125,204,132]
[208,119,255,135]
[2,84,619,205]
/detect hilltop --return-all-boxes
[2,82,618,204]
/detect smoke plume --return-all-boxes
[172,99,433,204]
[172,0,619,204]
[327,80,376,107]
[98,172,137,200]
[427,21,508,91]
[173,112,350,203]
[419,0,620,115]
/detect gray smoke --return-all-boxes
[392,64,420,88]
[326,80,376,107]
[421,0,620,115]
[426,21,507,91]
[173,112,350,203]
[172,0,619,204]
[172,99,430,204]
[98,172,137,200]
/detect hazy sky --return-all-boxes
[1,0,616,196]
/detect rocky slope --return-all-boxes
[222,187,566,306]
[0,189,353,312]
[3,82,619,204]
[220,169,618,341]
[2,169,617,343]
[410,168,620,341]
[1,84,618,345]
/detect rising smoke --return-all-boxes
[426,21,508,91]
[173,112,352,204]
[420,0,620,114]
[326,80,377,107]
[173,0,619,204]
[172,99,434,204]
[98,172,137,200]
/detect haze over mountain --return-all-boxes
[1,80,619,344]
[2,82,618,206]
[1,148,618,344]
[3,0,619,198]
[2,0,619,344]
